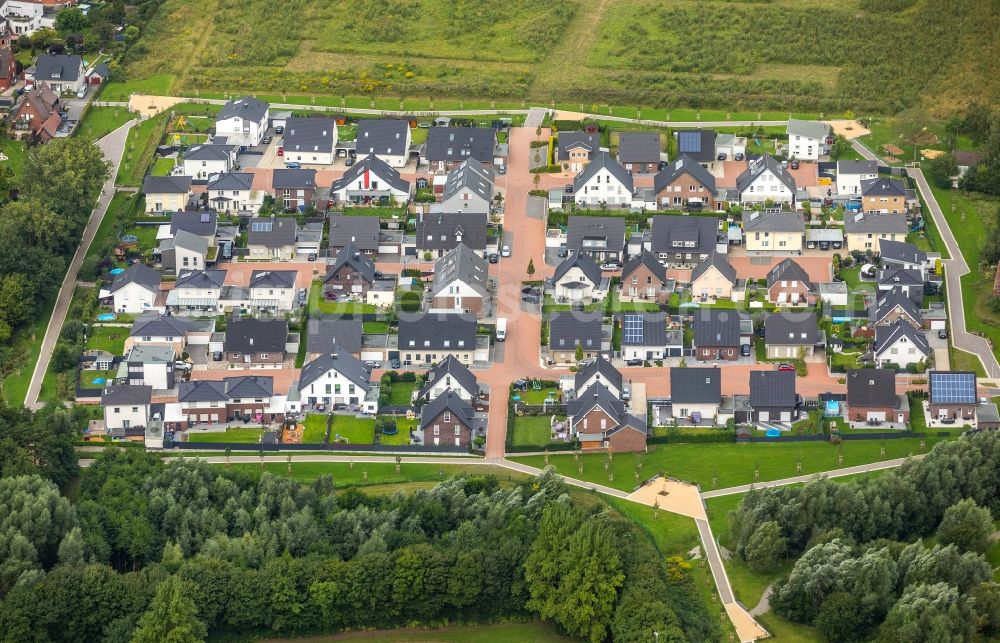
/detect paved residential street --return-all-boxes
[25,120,137,410]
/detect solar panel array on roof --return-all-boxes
[251,220,272,232]
[623,314,643,345]
[678,131,702,153]
[930,372,977,404]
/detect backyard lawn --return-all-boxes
[151,157,175,176]
[86,326,128,355]
[302,414,329,443]
[363,321,388,334]
[99,75,175,102]
[187,427,267,443]
[518,386,560,405]
[308,282,377,314]
[378,416,417,446]
[387,381,416,405]
[79,369,116,390]
[330,415,376,445]
[0,136,28,183]
[76,107,133,142]
[84,192,140,262]
[117,112,169,187]
[511,416,555,447]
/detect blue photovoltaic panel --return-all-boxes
[678,131,701,153]
[623,315,643,345]
[930,372,976,404]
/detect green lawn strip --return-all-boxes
[604,495,700,557]
[84,192,137,262]
[518,386,560,405]
[387,381,416,405]
[314,621,576,643]
[0,136,28,182]
[116,112,170,187]
[226,462,516,486]
[79,369,116,390]
[1,293,57,406]
[99,75,175,102]
[363,321,388,334]
[187,427,266,443]
[512,416,555,447]
[511,438,950,492]
[85,326,127,355]
[76,107,133,142]
[330,415,376,445]
[302,414,329,444]
[308,281,377,314]
[151,157,175,176]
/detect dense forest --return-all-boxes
[0,446,718,642]
[729,430,1000,642]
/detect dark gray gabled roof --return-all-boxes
[281,117,336,154]
[143,175,191,194]
[736,154,796,194]
[356,119,410,157]
[326,242,376,284]
[870,287,921,325]
[787,119,830,140]
[617,131,661,163]
[574,355,623,393]
[749,370,796,408]
[767,258,813,290]
[622,249,666,283]
[171,211,217,237]
[431,243,488,298]
[879,240,927,266]
[649,215,721,255]
[420,389,475,430]
[671,367,721,404]
[299,346,370,391]
[874,319,929,359]
[218,96,269,123]
[207,172,252,192]
[877,268,923,287]
[250,270,296,289]
[844,213,908,234]
[566,216,627,254]
[184,144,236,162]
[130,313,189,338]
[419,355,479,400]
[621,312,668,347]
[178,379,228,403]
[653,155,716,194]
[176,269,226,289]
[567,382,626,419]
[743,210,805,234]
[332,153,410,194]
[416,212,488,251]
[692,309,743,347]
[549,311,603,351]
[328,215,379,251]
[553,251,603,287]
[690,250,737,285]
[573,152,634,193]
[837,160,877,175]
[272,168,317,190]
[675,129,716,163]
[225,375,273,399]
[425,127,497,163]
[34,55,82,82]
[558,131,599,162]
[442,158,494,203]
[247,217,297,247]
[110,263,160,294]
[172,229,209,255]
[223,317,288,353]
[306,316,362,355]
[847,369,898,407]
[101,384,152,406]
[861,177,907,198]
[398,313,476,351]
[764,312,818,346]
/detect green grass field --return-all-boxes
[302,414,329,444]
[511,416,554,447]
[386,381,416,405]
[187,427,266,443]
[151,157,175,176]
[0,293,56,406]
[116,112,169,187]
[0,137,27,184]
[76,107,134,142]
[330,415,376,445]
[84,192,139,262]
[292,621,576,643]
[99,74,175,101]
[308,282,378,315]
[379,416,418,446]
[86,326,128,356]
[227,461,518,486]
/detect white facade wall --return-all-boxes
[104,403,149,430]
[113,282,156,314]
[574,167,631,206]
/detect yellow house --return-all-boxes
[690,251,738,300]
[844,213,908,253]
[743,211,804,254]
[143,175,192,213]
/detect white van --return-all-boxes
[496,318,507,342]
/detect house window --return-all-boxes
[444,411,451,422]
[260,354,268,360]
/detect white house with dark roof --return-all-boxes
[690,251,737,300]
[101,385,153,433]
[573,152,634,207]
[616,131,661,174]
[282,117,338,165]
[30,54,84,93]
[108,264,161,314]
[743,210,805,254]
[749,370,799,423]
[206,172,256,214]
[182,144,238,179]
[249,270,297,312]
[668,367,722,423]
[167,269,227,315]
[438,158,494,213]
[647,215,722,267]
[566,215,627,262]
[430,244,489,315]
[425,127,498,172]
[621,312,669,360]
[215,96,269,147]
[327,215,379,255]
[836,160,878,196]
[786,119,830,160]
[548,311,607,363]
[874,319,929,368]
[558,131,600,174]
[415,211,488,258]
[247,217,297,260]
[143,175,192,213]
[879,239,929,272]
[159,229,209,274]
[398,313,479,365]
[552,251,605,303]
[764,312,818,359]
[331,154,410,205]
[844,212,908,253]
[355,119,411,167]
[418,355,480,402]
[736,155,797,204]
[296,346,372,410]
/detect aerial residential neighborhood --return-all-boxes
[1,1,1000,642]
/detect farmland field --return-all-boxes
[116,0,1000,115]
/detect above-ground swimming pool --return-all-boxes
[97,313,116,321]
[766,428,782,438]
[825,399,840,416]
[109,268,124,275]
[92,377,106,385]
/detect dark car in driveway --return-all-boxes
[625,358,644,366]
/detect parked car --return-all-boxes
[807,241,817,249]
[734,152,745,161]
[488,253,499,264]
[77,85,87,99]
[564,184,574,194]
[390,357,401,369]
[364,360,379,367]
[521,286,538,296]
[262,136,272,145]
[717,152,727,161]
[625,358,644,366]
[501,245,511,257]
[600,261,622,271]
[212,351,223,361]
[275,125,284,134]
[938,329,948,340]
[777,363,796,372]
[277,147,284,156]
[345,157,355,167]
[790,160,800,169]
[285,161,300,169]
[819,241,830,250]
[498,165,507,175]
[741,344,752,357]
[522,294,540,305]
[832,240,843,249]
[577,358,596,368]
[557,245,568,258]
[307,252,317,261]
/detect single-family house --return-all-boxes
[223,317,288,367]
[0,44,16,91]
[327,215,380,256]
[573,152,634,207]
[425,126,498,172]
[109,264,160,314]
[617,131,661,174]
[692,309,746,361]
[418,355,480,403]
[766,258,815,306]
[652,155,717,210]
[568,383,646,452]
[271,168,317,211]
[170,211,218,242]
[736,155,797,205]
[215,96,269,147]
[844,212,908,253]
[566,215,627,262]
[297,347,371,409]
[861,178,908,214]
[247,216,297,260]
[574,357,624,399]
[430,243,489,315]
[323,242,376,298]
[32,54,84,93]
[558,131,599,174]
[620,249,669,303]
[420,390,479,448]
[143,175,192,213]
[879,239,928,272]
[669,367,722,423]
[182,144,238,180]
[281,116,338,165]
[206,172,255,214]
[870,287,922,328]
[674,129,716,165]
[117,345,175,390]
[690,251,738,300]
[786,119,830,161]
[355,119,412,168]
[548,311,606,363]
[439,158,494,213]
[836,160,878,196]
[101,385,153,433]
[128,314,190,355]
[621,312,669,360]
[845,368,909,424]
[306,316,363,358]
[415,211,488,258]
[552,251,604,303]
[749,370,799,423]
[224,375,282,424]
[398,313,478,365]
[167,269,226,315]
[927,371,978,423]
[160,229,209,274]
[249,270,296,312]
[331,153,410,205]
[953,151,983,184]
[877,267,924,303]
[648,215,722,267]
[764,312,818,359]
[743,210,805,254]
[175,380,228,426]
[873,319,929,369]
[10,82,61,142]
